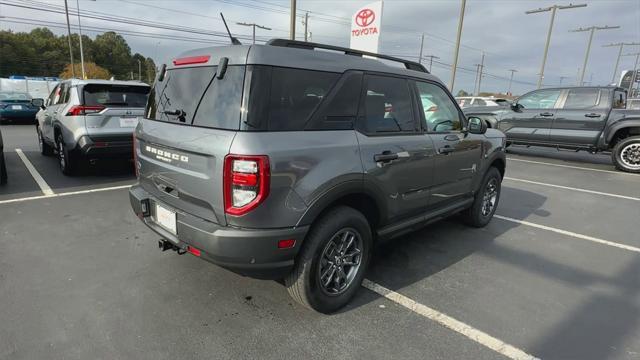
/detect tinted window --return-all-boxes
[362,75,415,133]
[54,83,67,105]
[415,81,462,132]
[307,71,363,130]
[517,89,561,109]
[84,84,149,108]
[192,66,244,130]
[47,85,59,105]
[474,99,487,106]
[613,90,626,109]
[146,66,216,124]
[564,88,600,109]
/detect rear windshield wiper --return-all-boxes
[163,109,187,122]
[102,101,128,106]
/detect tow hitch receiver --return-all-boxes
[158,239,186,254]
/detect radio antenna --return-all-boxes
[220,13,242,45]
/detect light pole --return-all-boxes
[571,25,620,85]
[507,69,517,94]
[75,0,86,79]
[474,52,485,96]
[236,22,272,44]
[302,12,309,42]
[449,0,466,92]
[526,3,587,89]
[423,55,439,73]
[603,42,640,84]
[289,0,296,40]
[137,59,141,81]
[418,33,425,64]
[63,0,76,78]
[559,76,567,86]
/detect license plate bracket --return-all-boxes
[154,203,177,235]
[119,117,139,127]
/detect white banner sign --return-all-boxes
[350,1,383,53]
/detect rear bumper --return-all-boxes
[77,135,133,158]
[129,184,308,279]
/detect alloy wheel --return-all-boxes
[317,228,363,295]
[481,178,498,217]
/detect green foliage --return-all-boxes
[456,90,470,97]
[0,28,154,83]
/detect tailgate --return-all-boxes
[85,107,145,139]
[135,119,235,226]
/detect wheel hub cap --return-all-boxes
[318,228,363,295]
[481,178,498,217]
[620,143,640,169]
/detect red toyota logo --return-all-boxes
[355,8,375,27]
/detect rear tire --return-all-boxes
[37,126,54,156]
[611,136,640,173]
[285,206,372,313]
[463,167,502,228]
[56,132,78,175]
[0,151,7,185]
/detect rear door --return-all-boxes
[82,83,150,140]
[550,88,609,146]
[356,73,436,222]
[137,64,245,226]
[414,80,482,208]
[498,89,562,143]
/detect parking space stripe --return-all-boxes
[0,184,133,205]
[15,148,54,196]
[362,279,539,360]
[495,215,640,254]
[506,158,639,176]
[504,177,640,202]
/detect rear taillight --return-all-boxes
[133,133,139,177]
[223,154,270,216]
[66,105,105,116]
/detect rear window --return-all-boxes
[146,66,244,130]
[83,84,149,108]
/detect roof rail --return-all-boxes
[266,39,429,73]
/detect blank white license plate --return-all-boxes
[155,203,176,234]
[11,105,22,110]
[119,117,138,127]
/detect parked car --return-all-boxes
[628,98,640,110]
[33,79,150,175]
[456,96,510,108]
[0,91,40,124]
[464,86,640,172]
[0,127,6,184]
[129,39,507,313]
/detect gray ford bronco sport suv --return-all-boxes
[129,39,507,313]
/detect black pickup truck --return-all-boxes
[464,86,640,173]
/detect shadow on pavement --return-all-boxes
[507,146,612,166]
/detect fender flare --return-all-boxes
[605,119,640,146]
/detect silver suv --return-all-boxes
[129,40,507,313]
[33,79,150,174]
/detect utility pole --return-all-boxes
[75,0,86,79]
[423,55,439,72]
[474,52,485,96]
[449,0,466,92]
[289,0,296,40]
[623,52,640,98]
[137,59,141,81]
[302,12,309,42]
[526,3,587,89]
[63,0,76,78]
[418,33,425,64]
[603,42,640,84]
[507,69,517,95]
[571,25,620,85]
[236,22,272,44]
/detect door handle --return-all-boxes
[374,151,399,163]
[584,113,601,118]
[539,112,553,117]
[438,146,455,155]
[444,134,460,141]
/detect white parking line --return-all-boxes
[504,177,640,202]
[15,148,54,196]
[0,184,132,205]
[506,157,639,176]
[495,215,640,254]
[362,279,539,360]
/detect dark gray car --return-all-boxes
[129,39,507,313]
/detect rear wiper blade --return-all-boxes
[162,109,187,122]
[102,101,128,106]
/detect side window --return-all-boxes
[307,71,363,130]
[517,89,561,109]
[362,75,415,133]
[474,99,487,106]
[55,83,68,105]
[415,81,462,133]
[49,84,61,105]
[613,90,626,109]
[563,88,600,109]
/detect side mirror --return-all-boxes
[31,98,45,109]
[467,116,487,134]
[511,102,523,111]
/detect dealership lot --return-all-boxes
[1,124,639,359]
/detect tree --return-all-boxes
[59,62,111,80]
[457,90,470,97]
[92,32,133,79]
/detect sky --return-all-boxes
[1,0,639,95]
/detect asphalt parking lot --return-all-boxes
[1,123,639,360]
